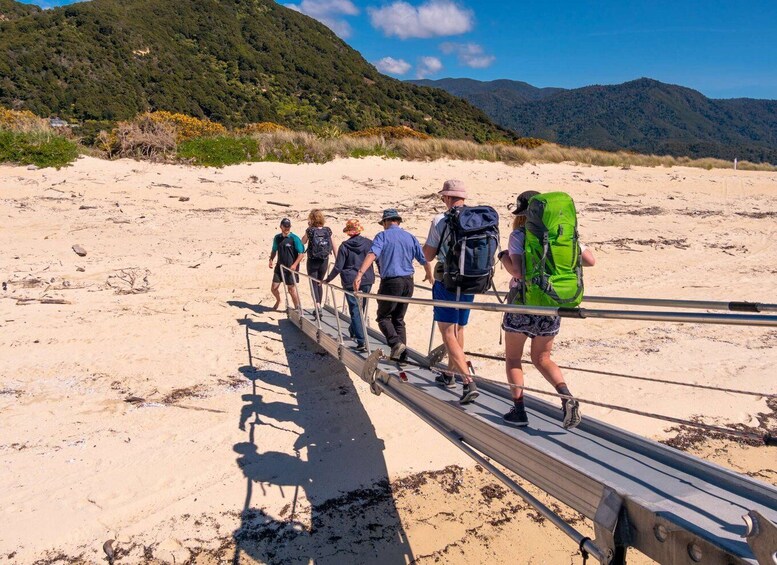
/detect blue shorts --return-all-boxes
[432,280,475,326]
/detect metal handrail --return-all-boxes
[281,266,777,327]
[413,283,777,313]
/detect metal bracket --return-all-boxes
[337,344,344,361]
[426,344,447,368]
[744,510,777,565]
[315,328,321,344]
[594,488,630,564]
[360,349,385,396]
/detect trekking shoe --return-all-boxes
[434,372,456,389]
[562,398,582,430]
[354,342,367,353]
[503,406,529,427]
[390,342,406,361]
[459,382,479,405]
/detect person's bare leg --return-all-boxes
[531,335,581,428]
[270,282,281,310]
[505,331,529,400]
[439,322,470,383]
[529,336,564,388]
[287,285,301,310]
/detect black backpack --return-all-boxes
[442,206,500,294]
[308,227,332,260]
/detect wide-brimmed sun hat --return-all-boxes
[379,208,402,224]
[512,190,540,215]
[438,179,468,199]
[343,218,364,236]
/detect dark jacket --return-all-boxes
[325,234,375,288]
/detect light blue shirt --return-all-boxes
[370,225,427,278]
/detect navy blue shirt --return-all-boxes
[370,225,426,278]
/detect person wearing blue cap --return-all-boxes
[353,209,432,361]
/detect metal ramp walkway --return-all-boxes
[287,303,777,565]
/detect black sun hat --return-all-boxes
[512,190,540,215]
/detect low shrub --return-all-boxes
[98,115,177,160]
[178,136,260,167]
[0,130,79,168]
[514,137,548,149]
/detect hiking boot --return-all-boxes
[562,398,582,430]
[459,382,479,405]
[434,372,456,389]
[390,342,406,361]
[503,406,529,427]
[353,342,367,353]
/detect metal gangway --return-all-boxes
[279,266,777,564]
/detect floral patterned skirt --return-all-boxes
[502,312,561,338]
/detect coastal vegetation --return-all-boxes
[1,107,774,171]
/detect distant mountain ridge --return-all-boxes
[0,0,509,140]
[411,77,777,163]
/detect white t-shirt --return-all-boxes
[425,212,449,260]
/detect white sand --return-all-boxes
[1,156,775,563]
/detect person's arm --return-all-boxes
[422,262,433,283]
[301,228,309,245]
[499,250,523,279]
[269,236,278,269]
[581,243,596,267]
[422,243,437,263]
[289,234,306,270]
[325,246,346,283]
[422,217,441,263]
[352,252,377,291]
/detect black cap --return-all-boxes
[512,190,540,215]
[280,218,291,227]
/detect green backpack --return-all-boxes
[518,192,584,308]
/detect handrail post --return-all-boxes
[329,285,344,345]
[281,266,291,310]
[427,317,436,356]
[356,290,372,354]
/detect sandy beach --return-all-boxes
[1,156,775,564]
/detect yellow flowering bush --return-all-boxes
[237,122,290,135]
[348,126,430,140]
[144,111,226,142]
[0,108,49,132]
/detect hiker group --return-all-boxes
[269,181,595,429]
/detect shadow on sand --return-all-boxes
[230,307,414,564]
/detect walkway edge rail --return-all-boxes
[281,266,777,564]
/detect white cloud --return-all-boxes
[416,56,443,78]
[368,0,473,39]
[286,0,359,38]
[375,57,412,75]
[440,42,495,68]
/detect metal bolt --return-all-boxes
[654,524,668,542]
[688,543,703,562]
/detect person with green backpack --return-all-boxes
[498,190,596,430]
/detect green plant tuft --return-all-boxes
[0,130,79,168]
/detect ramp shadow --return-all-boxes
[232,317,414,564]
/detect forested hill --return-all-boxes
[412,77,777,163]
[0,0,40,20]
[0,0,510,140]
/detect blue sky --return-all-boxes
[19,0,777,99]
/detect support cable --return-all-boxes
[395,358,776,446]
[463,351,775,399]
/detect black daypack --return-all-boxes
[442,206,500,294]
[308,227,332,260]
